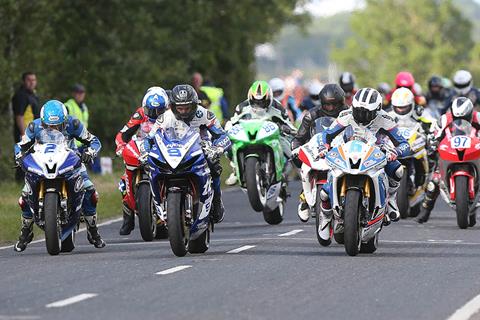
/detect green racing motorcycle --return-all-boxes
[227,113,291,225]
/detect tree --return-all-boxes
[332,0,474,87]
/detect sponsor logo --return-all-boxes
[178,90,188,99]
[196,110,203,118]
[74,176,84,192]
[207,111,215,120]
[48,115,60,122]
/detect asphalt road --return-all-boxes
[2,181,480,320]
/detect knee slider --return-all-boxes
[393,165,404,181]
[320,189,330,201]
[86,187,99,205]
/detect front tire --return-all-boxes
[245,157,264,212]
[263,203,283,225]
[455,176,469,229]
[398,169,409,219]
[44,192,61,255]
[137,183,155,242]
[316,188,331,247]
[344,189,362,256]
[167,192,188,257]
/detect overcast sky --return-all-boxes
[299,0,480,16]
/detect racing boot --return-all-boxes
[225,161,238,186]
[211,192,225,224]
[119,204,135,235]
[14,217,34,252]
[387,179,401,222]
[85,214,106,248]
[415,177,439,224]
[297,192,309,222]
[470,210,477,227]
[318,190,333,243]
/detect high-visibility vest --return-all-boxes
[65,98,89,128]
[201,86,224,122]
[65,98,89,146]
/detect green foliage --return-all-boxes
[332,0,474,87]
[0,0,306,180]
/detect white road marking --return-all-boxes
[447,293,480,320]
[156,265,192,275]
[45,293,97,308]
[227,245,256,254]
[0,217,123,250]
[278,229,303,237]
[428,239,463,243]
[0,316,41,320]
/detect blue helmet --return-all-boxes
[40,100,68,130]
[142,88,169,121]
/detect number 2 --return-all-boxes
[45,144,56,153]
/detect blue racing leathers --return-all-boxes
[15,116,101,218]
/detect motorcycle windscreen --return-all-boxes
[449,119,474,150]
[38,129,66,145]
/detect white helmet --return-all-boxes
[453,70,473,95]
[391,87,415,119]
[142,86,169,107]
[352,88,382,125]
[451,97,474,122]
[269,77,285,100]
[308,81,323,106]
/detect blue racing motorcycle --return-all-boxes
[20,129,84,255]
[148,124,213,257]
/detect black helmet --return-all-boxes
[171,84,199,121]
[428,76,443,90]
[319,84,345,117]
[339,72,355,93]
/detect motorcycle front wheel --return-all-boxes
[44,192,61,255]
[344,189,362,256]
[167,192,188,257]
[137,183,155,242]
[455,176,469,229]
[245,157,264,212]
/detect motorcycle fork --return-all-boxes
[59,181,68,224]
[36,181,46,226]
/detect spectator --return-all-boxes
[12,72,40,181]
[191,72,211,108]
[12,72,40,143]
[201,78,229,124]
[65,84,89,129]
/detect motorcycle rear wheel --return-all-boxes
[455,176,469,229]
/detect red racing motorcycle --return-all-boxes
[438,119,480,229]
[121,122,168,240]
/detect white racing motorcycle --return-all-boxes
[324,128,389,256]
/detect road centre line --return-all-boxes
[227,245,256,254]
[447,293,480,320]
[46,293,98,308]
[278,229,303,237]
[156,265,192,275]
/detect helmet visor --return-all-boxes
[353,107,376,125]
[174,103,195,119]
[144,106,165,120]
[393,104,412,116]
[251,98,270,109]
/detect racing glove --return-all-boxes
[81,147,96,164]
[115,143,126,157]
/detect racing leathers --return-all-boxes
[416,111,480,223]
[115,107,154,235]
[14,116,105,251]
[319,109,411,224]
[151,106,231,223]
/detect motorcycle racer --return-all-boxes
[224,80,297,186]
[318,88,411,225]
[14,100,105,252]
[150,84,231,223]
[416,97,480,224]
[115,87,170,235]
[291,83,348,222]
